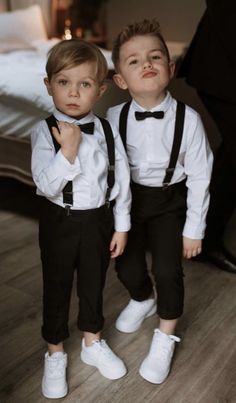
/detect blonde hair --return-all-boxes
[46,38,108,83]
[112,19,170,71]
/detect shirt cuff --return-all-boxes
[183,222,205,240]
[113,213,131,232]
[51,150,82,181]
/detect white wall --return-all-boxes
[106,0,206,48]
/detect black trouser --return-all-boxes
[116,181,187,320]
[198,91,236,251]
[39,198,114,345]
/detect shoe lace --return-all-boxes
[92,339,114,361]
[48,355,66,376]
[152,330,180,362]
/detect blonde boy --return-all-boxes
[31,39,131,398]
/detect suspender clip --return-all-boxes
[105,187,112,208]
[162,183,169,191]
[65,205,71,216]
[108,165,115,171]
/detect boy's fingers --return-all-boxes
[110,240,116,251]
[51,126,60,141]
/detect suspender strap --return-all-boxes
[162,101,186,188]
[119,100,186,189]
[45,115,73,207]
[97,116,115,205]
[119,101,131,150]
[45,115,60,152]
[46,115,115,208]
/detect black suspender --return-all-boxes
[119,100,131,151]
[97,116,115,206]
[46,115,73,207]
[45,115,60,152]
[119,100,186,188]
[45,115,115,209]
[162,101,185,188]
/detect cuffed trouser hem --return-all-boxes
[42,327,69,345]
[129,284,154,302]
[157,309,183,321]
[77,320,104,334]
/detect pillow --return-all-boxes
[0,5,47,43]
[0,38,35,53]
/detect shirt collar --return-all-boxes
[131,91,173,114]
[53,108,95,124]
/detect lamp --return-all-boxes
[63,18,72,40]
[54,0,73,39]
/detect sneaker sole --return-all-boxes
[139,366,167,384]
[42,383,68,399]
[80,353,127,380]
[115,304,157,333]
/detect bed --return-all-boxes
[0,4,56,185]
[0,4,117,185]
[0,3,187,186]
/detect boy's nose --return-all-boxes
[143,60,152,69]
[69,86,80,97]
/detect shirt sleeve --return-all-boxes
[107,105,121,131]
[183,114,213,239]
[109,122,131,232]
[31,120,82,198]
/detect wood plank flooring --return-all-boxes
[0,179,236,403]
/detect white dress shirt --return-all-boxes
[107,92,213,239]
[31,109,131,232]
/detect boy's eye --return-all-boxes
[81,81,91,88]
[58,79,68,85]
[129,59,138,65]
[152,54,161,60]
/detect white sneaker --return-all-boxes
[42,352,68,399]
[116,297,157,333]
[139,329,180,384]
[80,339,127,380]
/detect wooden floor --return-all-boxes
[1,179,236,403]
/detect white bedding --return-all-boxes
[0,39,58,137]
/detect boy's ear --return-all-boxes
[44,77,52,96]
[98,83,107,98]
[113,73,128,90]
[169,61,176,79]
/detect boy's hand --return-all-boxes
[183,237,202,259]
[110,231,128,258]
[52,121,81,163]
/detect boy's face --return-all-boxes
[44,61,106,119]
[113,35,175,106]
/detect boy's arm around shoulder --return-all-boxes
[182,108,213,240]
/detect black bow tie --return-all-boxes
[135,111,164,120]
[78,122,94,134]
